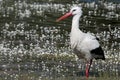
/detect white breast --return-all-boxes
[70,29,85,49]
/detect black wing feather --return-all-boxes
[90,46,105,60]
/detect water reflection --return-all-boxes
[0,0,119,80]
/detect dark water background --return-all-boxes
[0,0,119,80]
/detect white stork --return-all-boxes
[56,6,105,79]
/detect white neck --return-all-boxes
[71,14,82,32]
[70,14,84,49]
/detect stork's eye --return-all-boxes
[72,9,76,12]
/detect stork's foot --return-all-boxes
[85,59,93,80]
[86,64,89,80]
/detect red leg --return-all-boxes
[86,59,93,79]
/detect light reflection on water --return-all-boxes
[0,0,120,80]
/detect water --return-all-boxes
[0,0,120,80]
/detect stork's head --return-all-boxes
[70,7,82,16]
[56,6,82,22]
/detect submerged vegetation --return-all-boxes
[0,53,119,80]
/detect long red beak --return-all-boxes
[56,12,72,22]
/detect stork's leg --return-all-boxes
[86,59,93,79]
